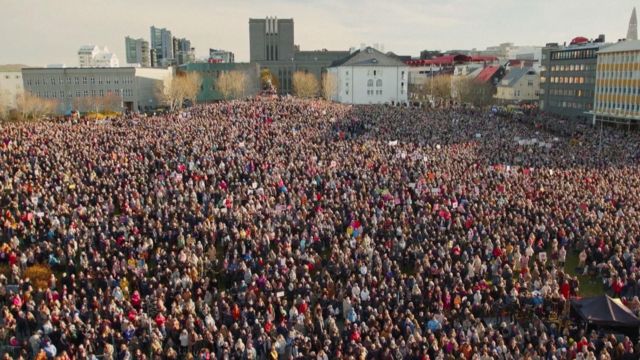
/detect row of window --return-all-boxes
[596,101,640,112]
[597,70,640,80]
[367,89,383,96]
[597,86,640,96]
[549,64,595,72]
[599,53,640,64]
[34,88,132,99]
[25,76,135,86]
[549,76,589,84]
[550,49,597,60]
[367,79,383,87]
[3,75,20,80]
[548,100,592,110]
[548,89,590,97]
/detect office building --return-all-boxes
[327,47,409,104]
[150,26,174,66]
[174,38,194,65]
[539,36,609,122]
[125,37,150,67]
[209,49,235,63]
[78,45,119,68]
[249,17,349,94]
[22,67,174,114]
[593,40,640,125]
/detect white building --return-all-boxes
[22,67,173,114]
[78,45,120,68]
[327,47,408,104]
[495,67,540,103]
[0,71,24,108]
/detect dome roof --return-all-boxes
[570,36,589,45]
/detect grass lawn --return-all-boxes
[564,251,605,297]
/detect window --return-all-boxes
[90,77,95,84]
[99,89,104,96]
[98,77,104,84]
[401,71,405,80]
[83,76,87,84]
[373,70,377,76]
[75,90,81,97]
[84,90,89,97]
[376,79,382,87]
[51,78,56,85]
[74,77,80,84]
[59,90,64,98]
[367,79,373,87]
[106,78,111,84]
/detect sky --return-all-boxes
[1,0,637,66]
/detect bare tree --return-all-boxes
[454,77,495,108]
[101,92,122,112]
[292,71,319,98]
[0,91,9,120]
[183,72,202,105]
[158,72,203,110]
[231,71,248,99]
[420,74,453,101]
[216,72,234,100]
[16,92,58,120]
[321,72,337,100]
[216,71,249,100]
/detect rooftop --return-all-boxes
[330,47,406,67]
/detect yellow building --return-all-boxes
[593,40,640,125]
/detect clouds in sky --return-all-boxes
[1,0,635,66]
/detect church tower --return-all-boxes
[628,7,638,41]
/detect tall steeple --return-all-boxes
[628,7,638,40]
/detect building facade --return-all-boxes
[495,67,540,103]
[78,46,119,68]
[249,17,295,63]
[327,47,408,104]
[150,26,174,67]
[539,37,608,122]
[593,40,640,125]
[125,37,150,67]
[178,63,260,102]
[209,49,235,63]
[0,71,24,108]
[249,17,349,94]
[22,67,173,114]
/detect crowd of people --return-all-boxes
[1,97,640,359]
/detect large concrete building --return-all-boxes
[125,37,150,67]
[0,71,24,109]
[539,36,609,122]
[22,67,173,114]
[327,47,409,104]
[249,17,349,94]
[593,40,640,125]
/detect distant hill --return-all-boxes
[0,64,30,72]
